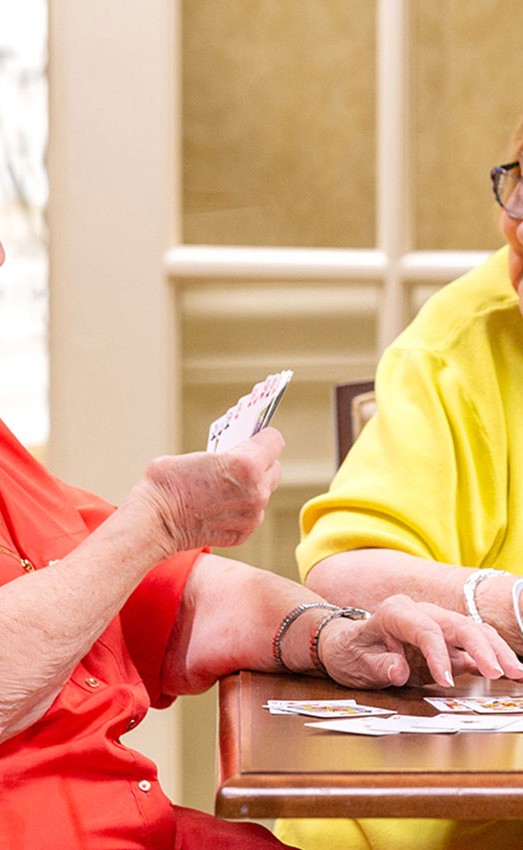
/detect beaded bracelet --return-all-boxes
[463,568,510,623]
[309,606,372,677]
[272,602,341,673]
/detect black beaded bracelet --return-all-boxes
[309,606,372,677]
[272,602,341,673]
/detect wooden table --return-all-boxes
[216,671,523,820]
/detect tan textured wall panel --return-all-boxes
[182,0,376,248]
[412,0,523,250]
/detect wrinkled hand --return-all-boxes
[137,427,284,556]
[319,594,523,690]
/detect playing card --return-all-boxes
[207,370,293,452]
[264,699,393,719]
[374,714,462,734]
[459,696,523,714]
[264,699,356,716]
[424,697,473,713]
[447,714,523,732]
[305,717,399,736]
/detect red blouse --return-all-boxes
[0,420,201,849]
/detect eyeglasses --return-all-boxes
[490,161,523,219]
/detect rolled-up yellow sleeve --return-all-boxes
[297,298,508,582]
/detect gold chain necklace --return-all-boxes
[0,544,35,572]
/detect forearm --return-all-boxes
[306,549,523,653]
[0,493,166,742]
[306,550,467,608]
[162,554,339,695]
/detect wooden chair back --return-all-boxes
[334,380,376,466]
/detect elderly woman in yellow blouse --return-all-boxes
[275,114,523,850]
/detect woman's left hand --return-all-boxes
[318,594,523,689]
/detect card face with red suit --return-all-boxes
[207,370,293,453]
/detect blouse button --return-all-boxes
[127,717,137,730]
[85,677,100,688]
[138,780,152,792]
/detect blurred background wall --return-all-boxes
[3,0,523,818]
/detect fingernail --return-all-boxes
[444,670,455,687]
[387,663,395,682]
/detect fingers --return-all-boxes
[419,602,523,682]
[318,616,412,690]
[385,656,411,687]
[322,594,523,693]
[210,429,284,538]
[222,429,284,493]
[141,428,286,554]
[372,596,523,688]
[217,429,284,509]
[367,595,455,688]
[355,647,411,689]
[230,428,285,482]
[329,643,412,690]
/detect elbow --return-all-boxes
[305,556,341,595]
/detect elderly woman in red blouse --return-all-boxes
[1,235,522,850]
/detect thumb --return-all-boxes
[381,653,410,687]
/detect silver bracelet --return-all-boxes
[511,577,523,636]
[272,602,341,672]
[463,568,510,623]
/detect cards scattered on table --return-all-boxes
[207,370,293,453]
[265,693,523,735]
[263,699,393,719]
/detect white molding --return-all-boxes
[165,244,386,280]
[400,250,491,280]
[376,0,411,349]
[165,243,489,285]
[183,355,377,386]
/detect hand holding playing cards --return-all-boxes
[318,594,523,690]
[137,427,285,556]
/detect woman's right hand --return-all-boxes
[318,594,523,690]
[132,427,285,557]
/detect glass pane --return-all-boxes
[412,0,523,251]
[0,0,48,447]
[182,0,376,248]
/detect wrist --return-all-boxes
[463,568,511,622]
[273,604,343,676]
[473,571,523,653]
[310,607,371,677]
[118,481,175,565]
